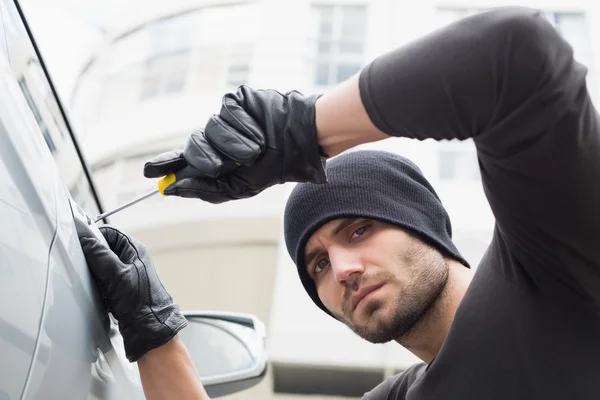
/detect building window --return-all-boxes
[140,15,194,100]
[226,44,253,88]
[547,12,595,93]
[226,65,249,87]
[140,50,190,99]
[438,142,480,181]
[311,5,367,86]
[192,43,254,91]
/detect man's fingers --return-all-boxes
[217,90,266,149]
[80,234,137,316]
[143,151,187,178]
[163,177,235,203]
[204,114,262,165]
[182,130,237,178]
[163,174,261,204]
[98,226,139,265]
[80,236,123,282]
[144,132,238,181]
[173,162,237,185]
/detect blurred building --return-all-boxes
[67,0,600,398]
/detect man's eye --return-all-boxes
[314,258,329,275]
[351,225,369,239]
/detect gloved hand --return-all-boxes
[143,85,328,204]
[79,225,187,362]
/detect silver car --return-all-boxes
[0,1,267,398]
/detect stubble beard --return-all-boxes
[335,243,449,344]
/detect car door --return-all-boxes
[0,1,144,398]
[0,24,57,400]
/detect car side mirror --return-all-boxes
[179,311,268,398]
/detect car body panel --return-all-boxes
[0,1,140,398]
[21,185,134,399]
[0,36,56,399]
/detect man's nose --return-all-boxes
[329,246,364,285]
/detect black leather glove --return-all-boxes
[143,85,328,203]
[79,225,187,362]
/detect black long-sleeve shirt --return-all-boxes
[359,7,600,400]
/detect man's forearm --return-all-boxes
[137,335,209,400]
[315,8,574,157]
[315,74,389,157]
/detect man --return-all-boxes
[83,6,600,399]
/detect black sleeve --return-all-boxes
[359,7,600,306]
[362,363,427,400]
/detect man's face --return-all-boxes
[304,218,449,343]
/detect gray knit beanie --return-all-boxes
[283,150,469,317]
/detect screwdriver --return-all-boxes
[92,173,176,223]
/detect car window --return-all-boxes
[2,0,101,216]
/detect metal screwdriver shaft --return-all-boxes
[90,173,176,224]
[93,189,160,223]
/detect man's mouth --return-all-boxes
[351,283,385,312]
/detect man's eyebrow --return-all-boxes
[332,218,358,237]
[304,218,359,275]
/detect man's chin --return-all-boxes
[347,305,401,344]
[355,324,397,344]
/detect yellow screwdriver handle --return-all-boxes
[157,173,176,196]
